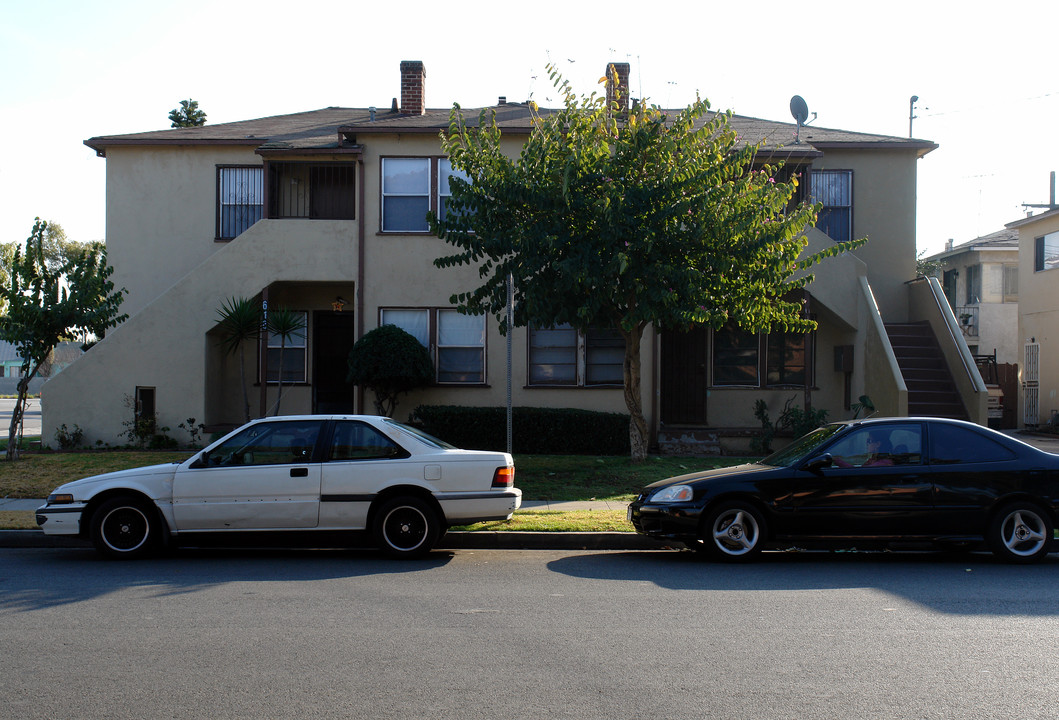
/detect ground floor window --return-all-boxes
[379,308,485,384]
[712,323,811,388]
[265,311,308,383]
[527,324,624,387]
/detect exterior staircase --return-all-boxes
[885,322,968,419]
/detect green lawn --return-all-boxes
[0,450,753,532]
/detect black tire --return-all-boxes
[90,496,158,559]
[698,501,767,562]
[372,496,440,559]
[988,502,1054,563]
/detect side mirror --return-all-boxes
[803,453,834,473]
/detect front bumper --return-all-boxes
[628,500,704,540]
[35,503,86,536]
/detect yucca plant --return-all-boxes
[216,296,260,422]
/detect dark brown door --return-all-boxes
[660,327,708,425]
[313,311,356,413]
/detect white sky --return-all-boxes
[2,0,1057,258]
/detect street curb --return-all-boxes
[0,529,673,552]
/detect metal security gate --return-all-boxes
[1024,342,1040,426]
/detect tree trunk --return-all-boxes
[621,325,649,462]
[6,368,35,461]
[239,344,250,422]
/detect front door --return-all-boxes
[313,311,356,413]
[173,419,325,530]
[660,327,708,425]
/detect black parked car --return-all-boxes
[629,418,1059,563]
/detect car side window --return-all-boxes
[929,425,1016,465]
[827,425,922,468]
[206,420,323,466]
[328,421,404,461]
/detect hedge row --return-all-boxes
[409,405,630,455]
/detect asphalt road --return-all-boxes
[0,397,41,437]
[2,547,1059,719]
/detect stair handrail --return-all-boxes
[921,276,985,393]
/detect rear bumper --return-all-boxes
[437,488,522,523]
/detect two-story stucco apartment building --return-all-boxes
[1007,207,1059,428]
[44,60,979,451]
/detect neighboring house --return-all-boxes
[0,341,23,379]
[43,60,979,451]
[1007,207,1059,428]
[925,229,1020,364]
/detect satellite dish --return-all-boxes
[790,95,809,144]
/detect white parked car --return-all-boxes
[37,415,520,559]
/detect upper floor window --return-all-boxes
[527,325,625,387]
[382,158,430,231]
[379,308,486,384]
[438,159,471,223]
[381,157,470,232]
[217,166,264,240]
[965,263,981,304]
[268,163,356,220]
[809,170,852,243]
[1035,231,1059,272]
[1002,264,1019,302]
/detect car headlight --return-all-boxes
[650,485,694,503]
[47,493,75,504]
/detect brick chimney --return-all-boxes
[400,60,426,115]
[606,62,630,111]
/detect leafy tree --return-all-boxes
[430,66,864,460]
[0,222,99,317]
[169,99,207,128]
[0,219,127,459]
[215,296,260,423]
[915,249,942,278]
[266,307,306,416]
[347,324,434,416]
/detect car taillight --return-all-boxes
[491,466,514,488]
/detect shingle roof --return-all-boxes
[85,103,937,159]
[924,227,1019,261]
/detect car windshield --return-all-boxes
[759,424,846,467]
[383,419,457,449]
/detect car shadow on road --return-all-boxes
[547,549,1059,616]
[0,546,456,613]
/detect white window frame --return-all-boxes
[381,158,431,232]
[379,308,486,385]
[265,311,308,384]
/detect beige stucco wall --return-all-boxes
[105,146,264,318]
[43,219,360,445]
[810,148,919,322]
[1016,212,1059,426]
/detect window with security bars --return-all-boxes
[217,166,264,239]
[809,170,852,243]
[268,163,356,220]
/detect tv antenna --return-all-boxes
[790,95,816,144]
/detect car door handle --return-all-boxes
[290,468,308,478]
